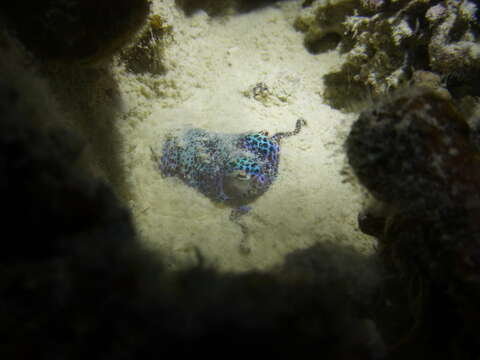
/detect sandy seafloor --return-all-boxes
[110,0,375,272]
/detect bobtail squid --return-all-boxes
[151,118,307,252]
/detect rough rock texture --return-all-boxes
[346,88,480,210]
[348,88,480,358]
[296,0,480,110]
[294,0,357,54]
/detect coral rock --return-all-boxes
[346,88,480,209]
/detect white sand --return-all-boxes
[113,0,374,272]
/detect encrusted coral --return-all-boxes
[428,1,480,76]
[294,0,357,53]
[297,0,480,110]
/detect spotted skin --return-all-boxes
[155,118,306,207]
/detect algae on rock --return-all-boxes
[120,14,173,75]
